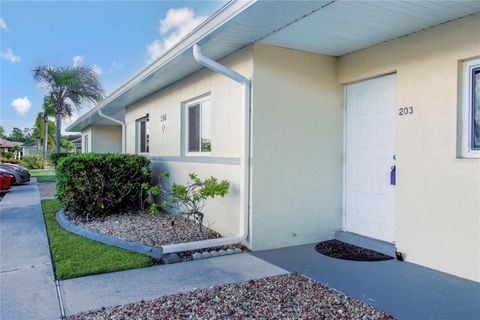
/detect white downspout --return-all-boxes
[162,44,251,254]
[98,109,126,154]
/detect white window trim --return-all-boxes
[136,116,150,155]
[461,58,480,158]
[184,96,212,156]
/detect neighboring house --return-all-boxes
[0,138,24,158]
[65,134,82,153]
[67,1,480,282]
[22,142,40,155]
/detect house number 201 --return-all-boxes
[399,107,413,116]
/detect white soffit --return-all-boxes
[67,0,480,132]
[260,0,480,56]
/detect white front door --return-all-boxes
[345,74,396,242]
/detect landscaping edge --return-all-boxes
[55,208,163,259]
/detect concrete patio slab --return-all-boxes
[252,243,480,320]
[60,253,288,317]
[0,182,61,320]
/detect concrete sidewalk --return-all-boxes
[0,182,61,320]
[60,253,288,316]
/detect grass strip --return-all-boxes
[41,199,154,279]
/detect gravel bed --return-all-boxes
[38,182,56,199]
[71,212,223,247]
[316,239,394,261]
[67,274,394,320]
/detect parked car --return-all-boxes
[0,168,14,191]
[0,163,31,185]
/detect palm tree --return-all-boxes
[32,65,104,153]
[35,112,56,153]
[40,95,56,155]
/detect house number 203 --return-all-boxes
[398,106,413,116]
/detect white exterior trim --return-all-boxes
[461,58,480,158]
[184,95,212,157]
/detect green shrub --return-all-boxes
[21,154,48,169]
[56,153,151,219]
[49,152,72,167]
[4,151,13,159]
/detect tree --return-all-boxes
[35,113,56,151]
[0,126,6,139]
[38,95,57,155]
[60,137,75,152]
[32,65,104,153]
[22,128,35,144]
[8,127,25,142]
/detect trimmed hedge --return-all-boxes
[56,153,151,219]
[50,152,72,167]
[21,154,48,169]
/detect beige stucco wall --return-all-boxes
[338,13,480,281]
[123,46,253,237]
[250,44,344,250]
[81,125,122,153]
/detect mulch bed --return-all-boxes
[315,239,394,262]
[66,274,394,320]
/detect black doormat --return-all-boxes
[315,239,394,261]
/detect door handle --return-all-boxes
[390,165,396,186]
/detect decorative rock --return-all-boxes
[226,249,235,255]
[66,274,394,320]
[192,252,203,260]
[233,248,243,253]
[218,250,226,256]
[201,252,211,259]
[210,251,219,257]
[161,253,181,264]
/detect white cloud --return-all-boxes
[1,48,20,63]
[73,55,102,75]
[73,55,84,67]
[92,64,103,75]
[0,18,7,31]
[146,7,207,62]
[11,97,31,115]
[109,61,124,72]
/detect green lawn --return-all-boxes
[30,169,56,182]
[41,199,154,279]
[30,168,56,177]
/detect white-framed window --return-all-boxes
[462,58,480,158]
[136,115,149,154]
[83,135,89,153]
[185,97,212,155]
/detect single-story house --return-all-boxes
[67,1,480,282]
[0,138,24,159]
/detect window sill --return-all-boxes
[185,152,212,157]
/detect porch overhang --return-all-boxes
[67,0,480,132]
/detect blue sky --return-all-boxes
[0,1,224,135]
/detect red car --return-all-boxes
[0,168,14,191]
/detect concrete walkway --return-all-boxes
[60,253,287,316]
[0,182,61,320]
[252,243,480,320]
[0,181,288,318]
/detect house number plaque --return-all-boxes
[160,113,167,133]
[398,106,414,116]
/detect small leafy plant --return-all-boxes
[163,173,230,240]
[21,154,48,169]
